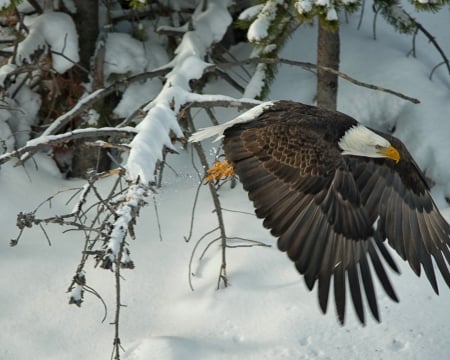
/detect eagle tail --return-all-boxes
[188,124,227,143]
[189,101,273,143]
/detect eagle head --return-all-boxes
[338,125,400,163]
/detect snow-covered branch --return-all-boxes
[125,0,235,184]
[42,69,171,136]
[0,127,137,165]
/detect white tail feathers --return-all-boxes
[188,101,272,143]
[188,123,228,143]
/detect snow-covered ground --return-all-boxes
[1,5,450,360]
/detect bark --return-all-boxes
[72,0,99,82]
[70,0,111,178]
[316,20,340,111]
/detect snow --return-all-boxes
[18,12,79,74]
[1,3,450,360]
[243,63,268,98]
[104,33,149,81]
[247,1,278,43]
[238,4,264,21]
[316,0,330,6]
[326,7,338,21]
[9,85,41,146]
[295,0,313,15]
[0,83,41,150]
[0,63,16,87]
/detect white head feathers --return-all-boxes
[338,125,392,158]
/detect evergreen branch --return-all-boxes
[374,2,450,80]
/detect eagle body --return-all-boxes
[190,100,450,324]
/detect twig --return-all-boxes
[178,98,260,123]
[430,61,446,81]
[50,49,90,74]
[152,195,163,242]
[220,207,255,216]
[208,58,420,104]
[372,4,379,41]
[183,180,203,243]
[205,107,220,126]
[50,33,90,74]
[357,0,365,30]
[414,21,450,77]
[408,27,420,58]
[198,237,222,264]
[111,238,125,360]
[38,223,52,246]
[225,237,271,248]
[85,141,131,152]
[82,284,108,323]
[214,68,246,93]
[188,227,219,291]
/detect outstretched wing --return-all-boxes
[348,134,450,293]
[223,119,399,324]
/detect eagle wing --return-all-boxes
[223,120,399,324]
[348,135,450,294]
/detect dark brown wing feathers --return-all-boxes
[222,101,450,324]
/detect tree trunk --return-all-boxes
[73,0,98,82]
[70,0,111,178]
[316,20,340,111]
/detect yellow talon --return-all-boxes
[205,160,235,183]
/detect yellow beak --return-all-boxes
[379,145,400,163]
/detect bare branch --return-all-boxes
[207,58,421,104]
[414,21,450,78]
[186,109,229,289]
[26,0,43,14]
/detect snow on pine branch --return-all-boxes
[246,0,280,43]
[239,1,296,99]
[17,12,79,74]
[125,0,234,184]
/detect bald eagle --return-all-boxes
[189,100,450,324]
